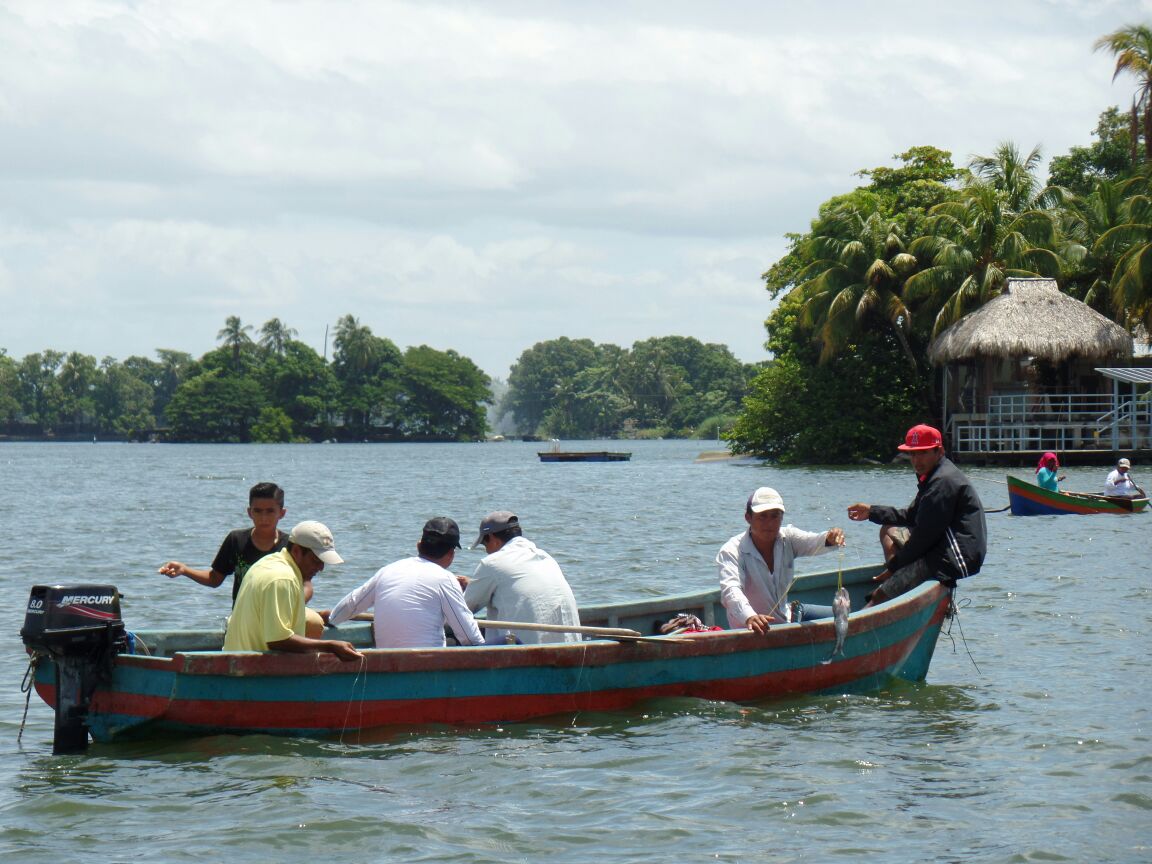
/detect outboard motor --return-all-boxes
[21,585,126,754]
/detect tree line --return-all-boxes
[729,24,1152,464]
[500,335,757,439]
[0,315,491,443]
[0,318,753,443]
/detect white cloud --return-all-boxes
[0,0,1148,374]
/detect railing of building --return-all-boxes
[948,391,1152,452]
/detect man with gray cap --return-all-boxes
[223,520,363,661]
[324,517,484,649]
[462,511,580,644]
[718,488,845,635]
[1104,458,1145,497]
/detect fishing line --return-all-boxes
[569,640,592,728]
[338,653,369,746]
[942,592,981,675]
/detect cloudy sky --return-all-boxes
[1,0,1148,379]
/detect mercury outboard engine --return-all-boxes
[21,585,127,754]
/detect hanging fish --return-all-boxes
[822,586,851,664]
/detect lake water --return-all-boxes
[1,440,1149,863]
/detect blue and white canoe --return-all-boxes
[24,563,952,746]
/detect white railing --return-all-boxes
[950,391,1152,452]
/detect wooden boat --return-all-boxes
[1006,475,1150,515]
[538,450,631,462]
[23,563,952,749]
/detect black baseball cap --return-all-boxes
[421,517,462,549]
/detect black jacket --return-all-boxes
[869,456,987,582]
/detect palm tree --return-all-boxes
[1059,175,1142,318]
[905,145,1065,336]
[258,318,297,355]
[792,207,920,369]
[1099,172,1152,334]
[331,314,376,383]
[969,142,1045,213]
[216,316,253,369]
[1094,25,1152,163]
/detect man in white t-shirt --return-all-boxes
[323,517,484,649]
[462,511,581,645]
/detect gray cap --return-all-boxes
[472,511,519,548]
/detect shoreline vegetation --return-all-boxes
[5,27,1151,456]
[0,323,754,445]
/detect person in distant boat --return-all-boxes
[1035,452,1066,492]
[717,487,845,635]
[222,520,362,661]
[460,511,581,645]
[322,517,485,649]
[158,481,325,637]
[847,424,986,607]
[1103,457,1145,497]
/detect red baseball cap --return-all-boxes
[897,424,943,451]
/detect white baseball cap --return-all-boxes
[747,487,786,514]
[288,521,344,565]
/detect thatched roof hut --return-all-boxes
[927,278,1133,365]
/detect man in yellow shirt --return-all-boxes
[223,520,363,661]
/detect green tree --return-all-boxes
[57,351,100,432]
[331,315,402,438]
[729,294,920,463]
[905,144,1064,336]
[16,351,65,433]
[125,349,193,426]
[216,316,255,371]
[791,207,921,370]
[1095,24,1152,164]
[258,318,297,356]
[0,351,22,427]
[94,357,155,438]
[855,145,963,225]
[1049,107,1138,193]
[504,337,602,435]
[257,340,337,439]
[165,369,267,442]
[1101,172,1152,334]
[396,345,491,440]
[250,406,295,443]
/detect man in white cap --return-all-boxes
[718,487,845,635]
[1104,457,1144,497]
[461,511,581,644]
[223,520,363,660]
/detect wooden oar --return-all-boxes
[1062,491,1137,512]
[348,613,687,644]
[480,619,690,644]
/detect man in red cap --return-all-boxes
[846,424,986,605]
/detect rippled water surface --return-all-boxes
[1,441,1149,862]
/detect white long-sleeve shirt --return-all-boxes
[1104,469,1141,497]
[717,526,834,628]
[328,556,484,648]
[464,536,580,644]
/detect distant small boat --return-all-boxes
[1006,475,1150,515]
[538,451,632,462]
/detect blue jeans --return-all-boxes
[794,603,833,621]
